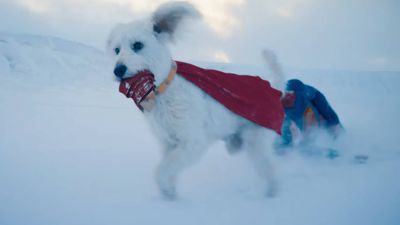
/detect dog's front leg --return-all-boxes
[155,144,205,200]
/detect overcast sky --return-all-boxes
[1,0,399,71]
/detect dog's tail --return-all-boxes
[262,49,285,91]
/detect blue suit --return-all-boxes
[281,79,341,146]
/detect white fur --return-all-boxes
[262,48,286,91]
[108,1,278,199]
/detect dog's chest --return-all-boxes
[143,75,245,146]
[144,77,207,140]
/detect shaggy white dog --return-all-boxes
[108,1,279,199]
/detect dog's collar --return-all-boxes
[140,61,177,111]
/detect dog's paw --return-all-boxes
[266,188,277,198]
[265,182,278,198]
[160,187,177,200]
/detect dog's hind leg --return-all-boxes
[224,131,244,155]
[242,126,278,197]
[155,142,206,200]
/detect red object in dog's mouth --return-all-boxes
[119,70,156,110]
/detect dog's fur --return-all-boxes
[108,1,279,199]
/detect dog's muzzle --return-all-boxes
[114,64,127,79]
[119,70,156,110]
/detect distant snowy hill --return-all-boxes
[0,34,112,86]
[1,34,399,225]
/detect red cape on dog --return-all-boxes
[119,61,284,135]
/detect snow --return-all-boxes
[1,34,399,225]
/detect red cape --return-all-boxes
[176,61,284,134]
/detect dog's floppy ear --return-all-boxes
[152,1,201,41]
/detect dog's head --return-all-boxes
[107,1,201,84]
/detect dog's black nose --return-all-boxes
[114,64,127,78]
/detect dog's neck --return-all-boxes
[140,61,177,111]
[155,61,177,95]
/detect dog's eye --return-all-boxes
[131,42,144,52]
[114,47,120,55]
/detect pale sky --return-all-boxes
[1,0,399,71]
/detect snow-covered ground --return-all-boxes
[1,34,399,225]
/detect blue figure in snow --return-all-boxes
[277,79,344,158]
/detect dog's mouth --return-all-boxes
[119,70,156,110]
[120,70,153,81]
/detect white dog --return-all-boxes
[108,1,281,199]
